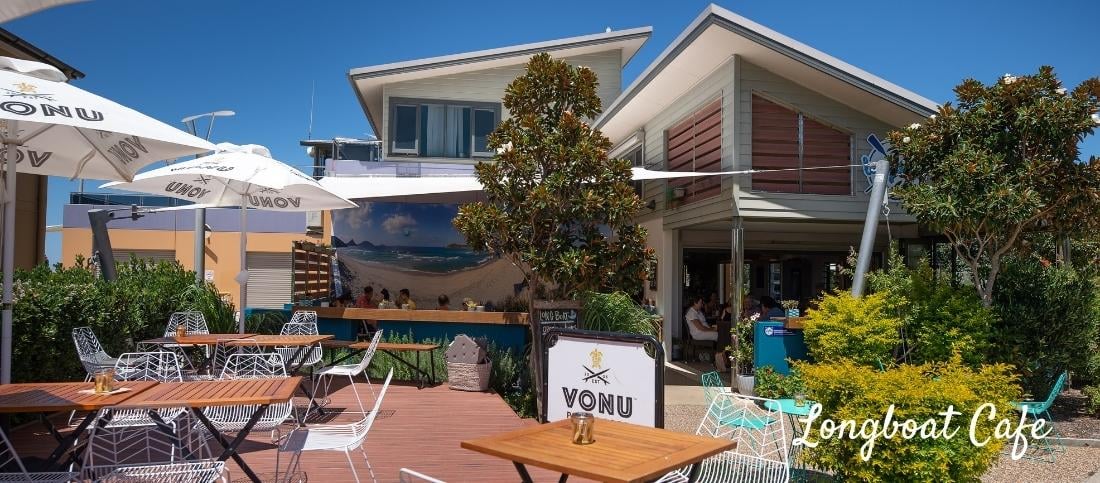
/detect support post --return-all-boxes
[851,159,889,297]
[1,139,14,384]
[238,195,248,333]
[88,209,119,282]
[729,217,743,368]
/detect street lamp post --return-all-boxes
[181,111,234,284]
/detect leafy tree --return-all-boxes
[453,53,654,300]
[888,67,1100,306]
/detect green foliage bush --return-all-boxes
[803,291,901,366]
[1083,385,1100,416]
[868,254,994,366]
[798,360,1021,482]
[753,365,803,400]
[991,256,1100,396]
[581,291,659,337]
[13,258,233,382]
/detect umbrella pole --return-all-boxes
[1,138,15,384]
[239,194,247,333]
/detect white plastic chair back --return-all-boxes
[162,311,210,337]
[114,352,184,382]
[82,409,215,481]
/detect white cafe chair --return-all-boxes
[312,329,383,413]
[0,426,75,482]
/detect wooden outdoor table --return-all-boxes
[230,334,333,417]
[115,377,301,483]
[461,418,736,483]
[0,381,158,469]
[329,340,440,389]
[139,333,257,346]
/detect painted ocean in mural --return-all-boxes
[336,245,492,273]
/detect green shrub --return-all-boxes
[803,291,901,366]
[581,291,659,337]
[991,257,1100,395]
[868,256,994,366]
[753,365,804,399]
[798,360,1021,482]
[12,258,234,382]
[1084,385,1100,416]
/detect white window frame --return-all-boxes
[391,103,420,155]
[389,97,502,159]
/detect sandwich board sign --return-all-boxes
[542,328,665,427]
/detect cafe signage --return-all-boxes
[543,328,664,427]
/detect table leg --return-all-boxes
[41,409,98,469]
[192,405,269,483]
[284,345,326,419]
[147,410,197,461]
[512,462,534,483]
[379,349,432,389]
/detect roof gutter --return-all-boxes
[0,27,83,80]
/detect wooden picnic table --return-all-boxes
[322,339,440,388]
[115,377,301,483]
[461,418,736,483]
[0,381,158,469]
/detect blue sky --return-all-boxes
[5,0,1097,263]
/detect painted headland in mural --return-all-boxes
[331,201,525,309]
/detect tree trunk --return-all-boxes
[527,278,545,420]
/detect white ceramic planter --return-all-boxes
[736,374,755,396]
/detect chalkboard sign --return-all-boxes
[532,300,582,332]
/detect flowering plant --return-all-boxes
[780,299,800,311]
[463,298,478,310]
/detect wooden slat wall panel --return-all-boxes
[751,95,799,193]
[666,99,723,204]
[752,95,851,194]
[802,117,851,194]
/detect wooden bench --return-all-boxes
[322,339,441,389]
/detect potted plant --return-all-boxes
[780,299,800,318]
[729,313,757,395]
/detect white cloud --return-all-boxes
[336,202,372,231]
[382,213,417,235]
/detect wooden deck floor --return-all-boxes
[9,378,575,482]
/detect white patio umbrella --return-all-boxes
[0,0,85,23]
[0,57,214,383]
[103,143,357,332]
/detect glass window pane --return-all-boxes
[473,109,496,154]
[393,105,417,151]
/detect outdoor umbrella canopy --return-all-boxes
[0,57,215,384]
[103,143,358,331]
[0,0,85,23]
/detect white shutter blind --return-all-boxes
[246,252,292,309]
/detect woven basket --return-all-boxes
[447,360,492,392]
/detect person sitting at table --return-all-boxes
[378,288,396,309]
[334,290,354,307]
[437,294,451,311]
[398,288,417,310]
[759,296,785,321]
[686,296,724,371]
[356,286,377,309]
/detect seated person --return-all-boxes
[398,288,417,310]
[378,288,396,309]
[437,294,451,310]
[685,296,725,371]
[356,286,377,309]
[759,296,785,321]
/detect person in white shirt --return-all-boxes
[685,296,725,371]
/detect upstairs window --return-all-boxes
[389,98,501,159]
[665,98,722,204]
[751,95,851,195]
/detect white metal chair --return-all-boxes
[312,330,382,413]
[81,408,227,483]
[104,352,187,429]
[0,426,75,482]
[658,393,789,483]
[275,369,394,483]
[275,322,323,375]
[399,468,447,483]
[72,326,117,379]
[289,311,318,326]
[197,338,263,380]
[204,353,294,435]
[162,311,211,336]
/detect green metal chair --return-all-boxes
[1015,371,1068,462]
[701,371,775,430]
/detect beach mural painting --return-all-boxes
[331,201,524,308]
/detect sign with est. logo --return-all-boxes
[543,328,664,427]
